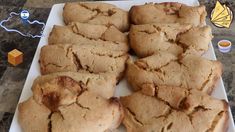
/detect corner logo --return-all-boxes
[211,1,233,28]
[20,10,30,20]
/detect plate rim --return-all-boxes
[9,1,235,131]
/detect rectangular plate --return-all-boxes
[9,0,235,131]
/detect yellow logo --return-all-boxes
[211,1,233,28]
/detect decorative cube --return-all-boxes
[8,49,23,66]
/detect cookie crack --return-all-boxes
[187,105,211,127]
[126,107,144,126]
[166,122,173,130]
[72,24,121,44]
[152,25,162,32]
[154,62,171,72]
[134,60,171,73]
[153,4,182,15]
[190,44,207,51]
[134,61,149,70]
[200,68,213,91]
[44,63,63,68]
[79,4,116,21]
[205,111,224,132]
[153,109,172,121]
[176,41,190,52]
[76,93,91,110]
[155,87,190,110]
[72,52,83,71]
[138,30,157,34]
[78,81,88,92]
[179,97,188,109]
[154,95,173,109]
[85,78,91,86]
[56,110,65,120]
[152,25,174,41]
[90,9,116,19]
[180,61,190,70]
[48,112,53,132]
[76,102,91,110]
[152,22,192,41]
[43,63,73,72]
[90,50,126,58]
[65,45,72,58]
[175,27,193,38]
[84,65,94,73]
[72,25,99,40]
[49,110,66,132]
[79,4,99,21]
[177,39,206,52]
[79,3,94,11]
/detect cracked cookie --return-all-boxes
[63,2,129,32]
[19,79,124,132]
[32,72,116,99]
[130,2,206,26]
[129,23,212,57]
[120,86,228,132]
[49,22,129,52]
[127,52,222,94]
[39,44,129,80]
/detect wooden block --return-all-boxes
[8,49,23,66]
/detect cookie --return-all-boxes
[120,86,228,132]
[126,52,222,94]
[39,44,129,80]
[177,26,213,55]
[130,2,206,26]
[18,97,50,132]
[49,22,129,52]
[19,75,123,132]
[129,23,212,57]
[19,90,124,132]
[63,2,129,32]
[51,92,123,132]
[32,72,116,99]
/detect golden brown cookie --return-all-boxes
[129,23,212,57]
[18,97,51,132]
[51,92,123,132]
[63,2,129,32]
[177,26,213,55]
[120,86,228,132]
[39,44,129,80]
[19,92,124,132]
[49,22,129,52]
[126,52,222,94]
[130,2,206,26]
[19,82,124,132]
[32,72,116,99]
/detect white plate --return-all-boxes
[9,0,235,132]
